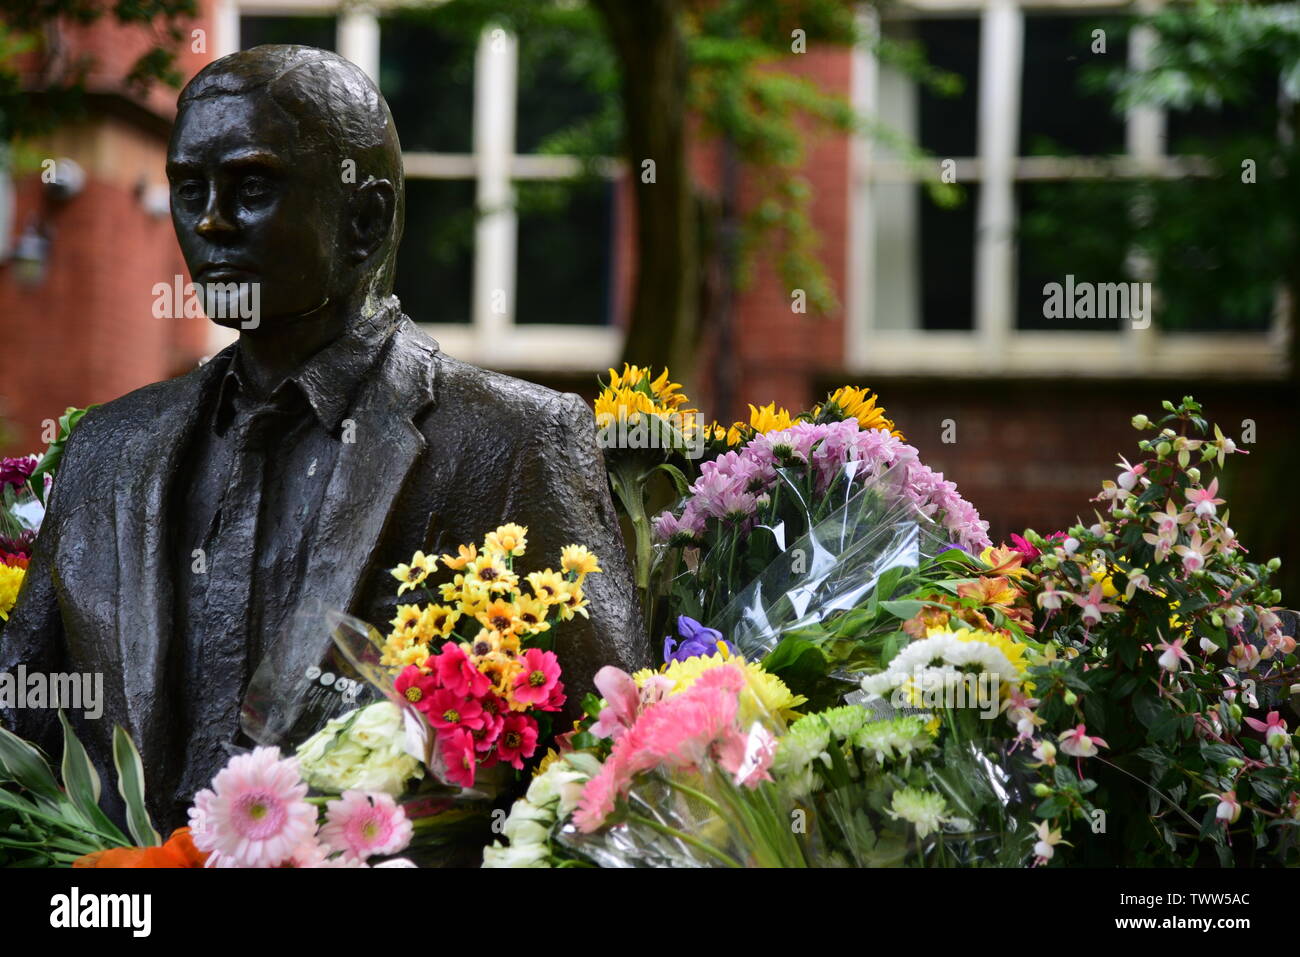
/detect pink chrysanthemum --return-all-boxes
[320,791,414,860]
[496,713,539,770]
[433,640,491,698]
[188,746,317,868]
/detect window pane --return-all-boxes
[514,179,614,325]
[379,13,475,153]
[919,184,977,331]
[239,15,336,52]
[1020,15,1126,156]
[916,18,980,159]
[515,36,612,154]
[1016,181,1132,331]
[394,179,475,325]
[1165,73,1278,155]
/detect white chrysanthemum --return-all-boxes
[854,716,935,763]
[772,720,831,774]
[860,631,1022,699]
[886,788,950,839]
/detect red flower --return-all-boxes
[496,713,539,770]
[426,689,485,732]
[511,648,561,708]
[432,641,490,698]
[541,679,566,714]
[469,694,506,752]
[439,727,478,789]
[395,665,438,712]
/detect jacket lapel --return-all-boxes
[265,318,439,685]
[111,351,233,753]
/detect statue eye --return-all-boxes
[175,180,205,203]
[239,176,272,202]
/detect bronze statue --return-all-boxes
[0,45,648,832]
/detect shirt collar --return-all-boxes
[216,299,401,435]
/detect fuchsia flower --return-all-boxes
[1058,724,1109,759]
[512,648,562,707]
[1115,455,1146,491]
[1156,637,1192,674]
[1036,580,1071,612]
[189,746,317,868]
[1173,530,1212,574]
[320,791,413,861]
[1185,478,1225,518]
[1205,790,1241,825]
[1244,711,1290,750]
[1073,584,1120,626]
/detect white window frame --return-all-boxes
[213,0,623,371]
[848,0,1290,378]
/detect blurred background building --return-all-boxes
[1,0,1296,591]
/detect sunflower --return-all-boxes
[741,402,795,435]
[388,603,424,636]
[476,597,525,639]
[419,603,460,640]
[813,385,902,438]
[553,581,590,621]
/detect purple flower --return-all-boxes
[0,456,36,491]
[663,615,735,664]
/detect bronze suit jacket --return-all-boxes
[0,313,648,828]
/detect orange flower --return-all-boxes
[73,827,208,868]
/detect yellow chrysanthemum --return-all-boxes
[484,523,528,558]
[632,651,807,724]
[391,551,437,595]
[951,628,1032,677]
[464,626,521,659]
[441,543,478,571]
[0,563,24,621]
[816,385,902,438]
[560,544,602,579]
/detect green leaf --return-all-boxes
[56,712,126,844]
[879,600,927,620]
[653,462,691,498]
[112,726,159,847]
[0,726,62,807]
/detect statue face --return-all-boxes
[167,91,344,330]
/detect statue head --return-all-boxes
[167,45,404,331]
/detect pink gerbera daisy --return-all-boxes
[188,746,317,868]
[511,648,562,707]
[320,791,414,861]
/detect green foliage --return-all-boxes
[0,0,196,142]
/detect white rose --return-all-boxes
[482,841,550,869]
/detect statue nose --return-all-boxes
[196,188,237,238]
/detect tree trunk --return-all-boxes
[591,0,698,382]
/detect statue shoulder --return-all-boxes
[431,352,583,425]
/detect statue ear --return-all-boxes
[348,178,396,264]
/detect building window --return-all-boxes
[220,0,623,371]
[851,0,1286,378]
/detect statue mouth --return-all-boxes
[197,263,256,281]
